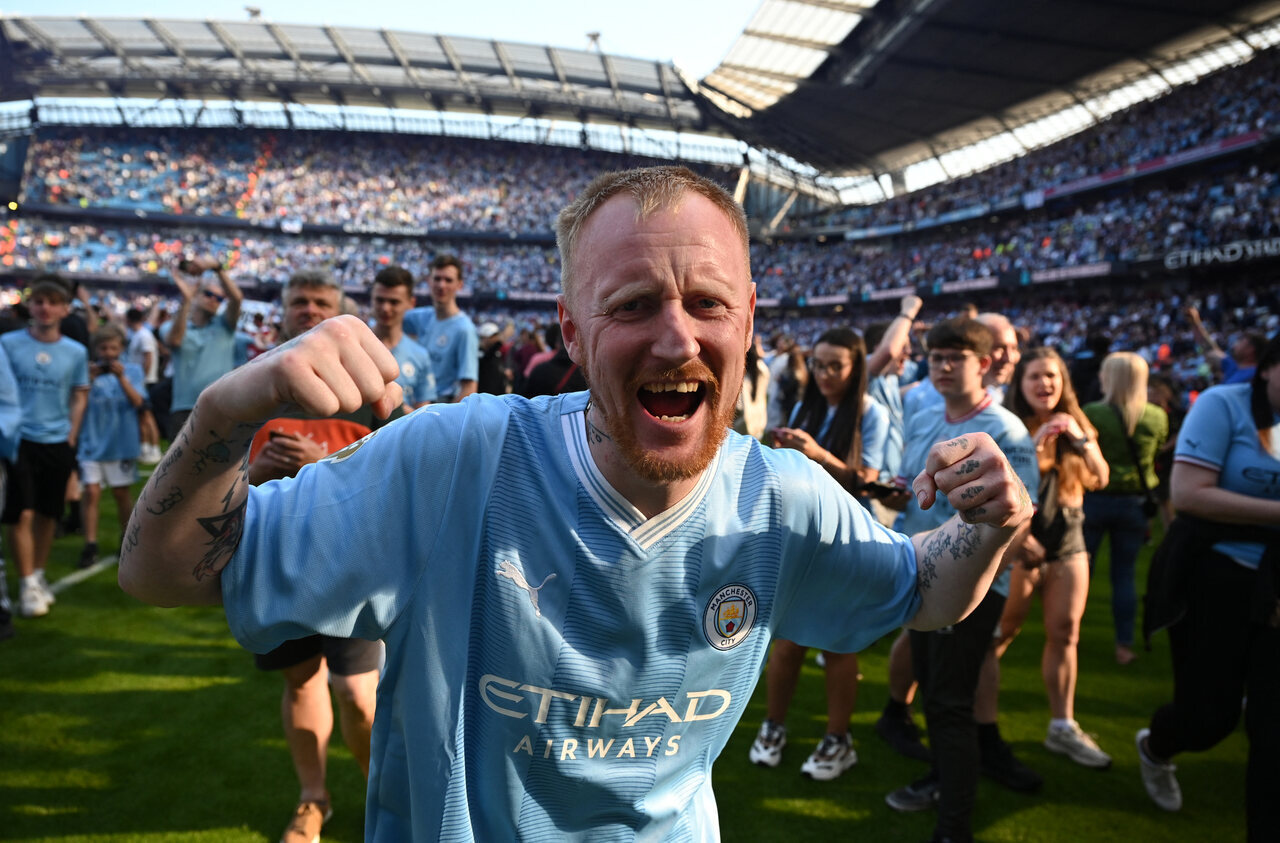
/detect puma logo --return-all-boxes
[496,560,557,618]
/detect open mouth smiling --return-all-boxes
[638,381,705,422]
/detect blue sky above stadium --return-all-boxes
[2,0,749,78]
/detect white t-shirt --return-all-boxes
[127,324,160,385]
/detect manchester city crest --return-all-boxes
[703,583,757,651]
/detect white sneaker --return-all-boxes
[748,719,787,767]
[800,732,857,781]
[1045,720,1111,769]
[19,583,49,618]
[36,570,55,605]
[1136,728,1182,811]
[140,443,163,465]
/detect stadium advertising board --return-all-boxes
[863,286,915,302]
[937,277,998,294]
[1029,263,1113,283]
[1163,237,1280,270]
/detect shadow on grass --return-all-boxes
[0,576,368,842]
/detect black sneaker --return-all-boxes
[876,711,931,762]
[980,737,1042,793]
[61,505,82,536]
[78,544,98,570]
[885,774,940,812]
[0,609,14,642]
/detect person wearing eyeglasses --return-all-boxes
[750,327,889,781]
[162,255,243,438]
[884,318,1039,843]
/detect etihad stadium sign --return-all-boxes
[1164,237,1280,270]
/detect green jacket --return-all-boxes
[1083,401,1168,494]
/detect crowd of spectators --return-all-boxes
[24,129,735,234]
[20,47,1277,245]
[3,270,1273,418]
[9,153,1277,300]
[1,220,562,295]
[5,44,1279,416]
[803,46,1280,230]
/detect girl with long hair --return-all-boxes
[997,348,1112,768]
[1082,352,1168,665]
[749,327,887,781]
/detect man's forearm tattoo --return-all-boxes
[191,430,238,475]
[918,522,983,591]
[123,522,140,554]
[193,497,247,581]
[153,444,183,482]
[146,486,184,515]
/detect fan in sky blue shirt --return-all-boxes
[162,312,238,413]
[1173,382,1280,567]
[78,362,146,463]
[387,335,437,407]
[403,309,478,400]
[896,393,1039,596]
[223,392,922,841]
[0,329,89,443]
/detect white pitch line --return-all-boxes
[49,555,119,594]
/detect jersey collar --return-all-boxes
[561,402,719,552]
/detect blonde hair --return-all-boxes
[555,166,750,305]
[1099,352,1148,435]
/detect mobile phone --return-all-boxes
[177,258,199,275]
[861,481,903,499]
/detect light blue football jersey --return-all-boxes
[78,363,145,462]
[0,329,89,443]
[402,309,479,399]
[389,335,437,406]
[223,391,921,841]
[1174,382,1280,568]
[895,393,1039,597]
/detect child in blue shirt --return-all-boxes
[77,324,145,569]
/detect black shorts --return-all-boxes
[253,635,382,675]
[2,440,77,523]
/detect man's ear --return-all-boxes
[744,282,757,355]
[557,296,580,365]
[977,353,993,377]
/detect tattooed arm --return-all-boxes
[903,433,1034,630]
[119,315,403,607]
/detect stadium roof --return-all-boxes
[696,0,1280,174]
[2,2,1279,180]
[0,17,703,132]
